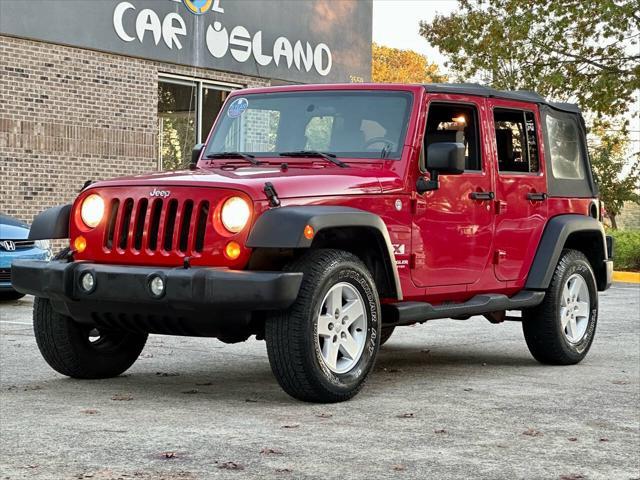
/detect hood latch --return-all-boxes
[263,182,281,208]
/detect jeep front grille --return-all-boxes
[104,197,210,256]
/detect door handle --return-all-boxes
[470,191,495,201]
[527,192,547,201]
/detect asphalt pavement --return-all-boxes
[1,284,638,480]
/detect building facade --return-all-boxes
[0,0,372,224]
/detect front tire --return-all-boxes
[265,249,381,403]
[522,249,597,365]
[379,326,395,346]
[33,297,148,379]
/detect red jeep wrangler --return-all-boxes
[13,84,613,403]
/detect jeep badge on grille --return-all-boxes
[149,188,170,198]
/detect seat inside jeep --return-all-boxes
[424,103,481,171]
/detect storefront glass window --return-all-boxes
[158,81,197,171]
[158,78,235,171]
[202,87,230,143]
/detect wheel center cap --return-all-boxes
[335,324,343,334]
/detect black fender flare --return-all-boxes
[28,204,71,240]
[525,214,608,290]
[246,206,403,300]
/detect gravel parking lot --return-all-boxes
[1,284,638,480]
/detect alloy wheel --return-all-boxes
[560,273,591,343]
[316,282,367,374]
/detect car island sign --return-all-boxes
[113,0,333,77]
[0,0,372,83]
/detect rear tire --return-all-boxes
[522,249,597,365]
[265,249,381,403]
[33,297,148,379]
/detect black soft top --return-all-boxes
[423,83,581,114]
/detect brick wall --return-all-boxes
[0,35,269,225]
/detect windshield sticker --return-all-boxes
[228,97,249,118]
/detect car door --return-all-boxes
[489,100,548,282]
[411,97,495,288]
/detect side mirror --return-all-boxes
[426,142,465,174]
[417,142,465,194]
[191,143,205,168]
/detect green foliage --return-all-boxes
[158,83,197,170]
[589,127,640,229]
[419,0,640,118]
[372,43,447,84]
[159,114,195,170]
[608,229,640,271]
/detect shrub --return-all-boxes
[608,229,640,272]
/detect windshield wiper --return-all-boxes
[279,150,348,168]
[205,152,260,165]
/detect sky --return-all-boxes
[372,0,457,73]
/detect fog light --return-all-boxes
[224,241,241,260]
[80,272,95,293]
[149,276,165,297]
[74,235,87,253]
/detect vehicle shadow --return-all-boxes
[30,343,542,405]
[375,344,540,369]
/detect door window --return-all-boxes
[424,103,481,171]
[494,109,539,173]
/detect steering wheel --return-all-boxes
[363,137,396,152]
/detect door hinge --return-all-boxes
[410,195,418,214]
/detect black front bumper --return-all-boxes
[11,260,303,336]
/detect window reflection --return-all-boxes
[158,81,197,171]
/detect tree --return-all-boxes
[589,127,640,229]
[419,0,639,118]
[372,43,446,84]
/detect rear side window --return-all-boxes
[541,106,595,198]
[546,115,584,179]
[494,109,540,173]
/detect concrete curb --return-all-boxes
[613,271,640,284]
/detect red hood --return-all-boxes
[89,162,405,200]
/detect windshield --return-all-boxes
[205,91,413,160]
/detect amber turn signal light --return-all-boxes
[224,241,242,260]
[73,236,87,253]
[303,225,314,240]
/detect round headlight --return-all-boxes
[220,196,251,233]
[80,194,105,228]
